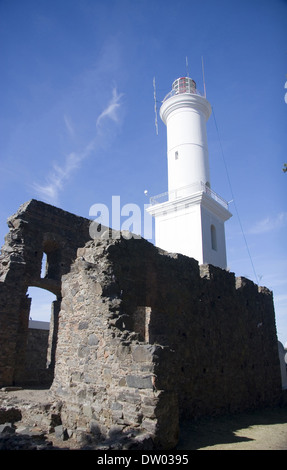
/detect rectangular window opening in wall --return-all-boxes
[134,306,151,342]
[175,151,179,160]
[41,252,47,278]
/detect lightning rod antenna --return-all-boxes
[186,56,189,77]
[153,76,158,135]
[201,56,206,97]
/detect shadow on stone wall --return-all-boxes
[0,200,283,449]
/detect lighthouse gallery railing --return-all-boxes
[149,181,229,210]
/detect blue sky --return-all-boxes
[1,0,287,343]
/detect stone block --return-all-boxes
[54,424,69,441]
[0,423,15,434]
[88,334,99,346]
[126,375,153,389]
[131,344,158,363]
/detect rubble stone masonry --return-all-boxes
[52,235,281,448]
[0,200,282,448]
[0,200,91,386]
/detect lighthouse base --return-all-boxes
[147,189,232,269]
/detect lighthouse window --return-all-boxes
[175,151,179,160]
[211,225,217,251]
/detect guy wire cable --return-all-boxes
[212,107,259,285]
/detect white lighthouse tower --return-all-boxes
[147,76,232,269]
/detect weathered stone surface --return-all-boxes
[0,406,22,424]
[54,424,68,441]
[0,200,92,386]
[51,231,282,449]
[0,423,15,434]
[126,375,153,389]
[0,200,283,449]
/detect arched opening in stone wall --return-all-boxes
[0,199,92,387]
[28,286,55,323]
[26,286,61,385]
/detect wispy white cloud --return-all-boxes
[32,87,123,204]
[64,114,75,138]
[96,87,123,127]
[32,150,85,204]
[248,212,287,235]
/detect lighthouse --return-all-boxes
[147,76,232,269]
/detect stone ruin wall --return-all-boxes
[0,199,91,386]
[25,323,51,385]
[51,235,282,448]
[0,200,283,449]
